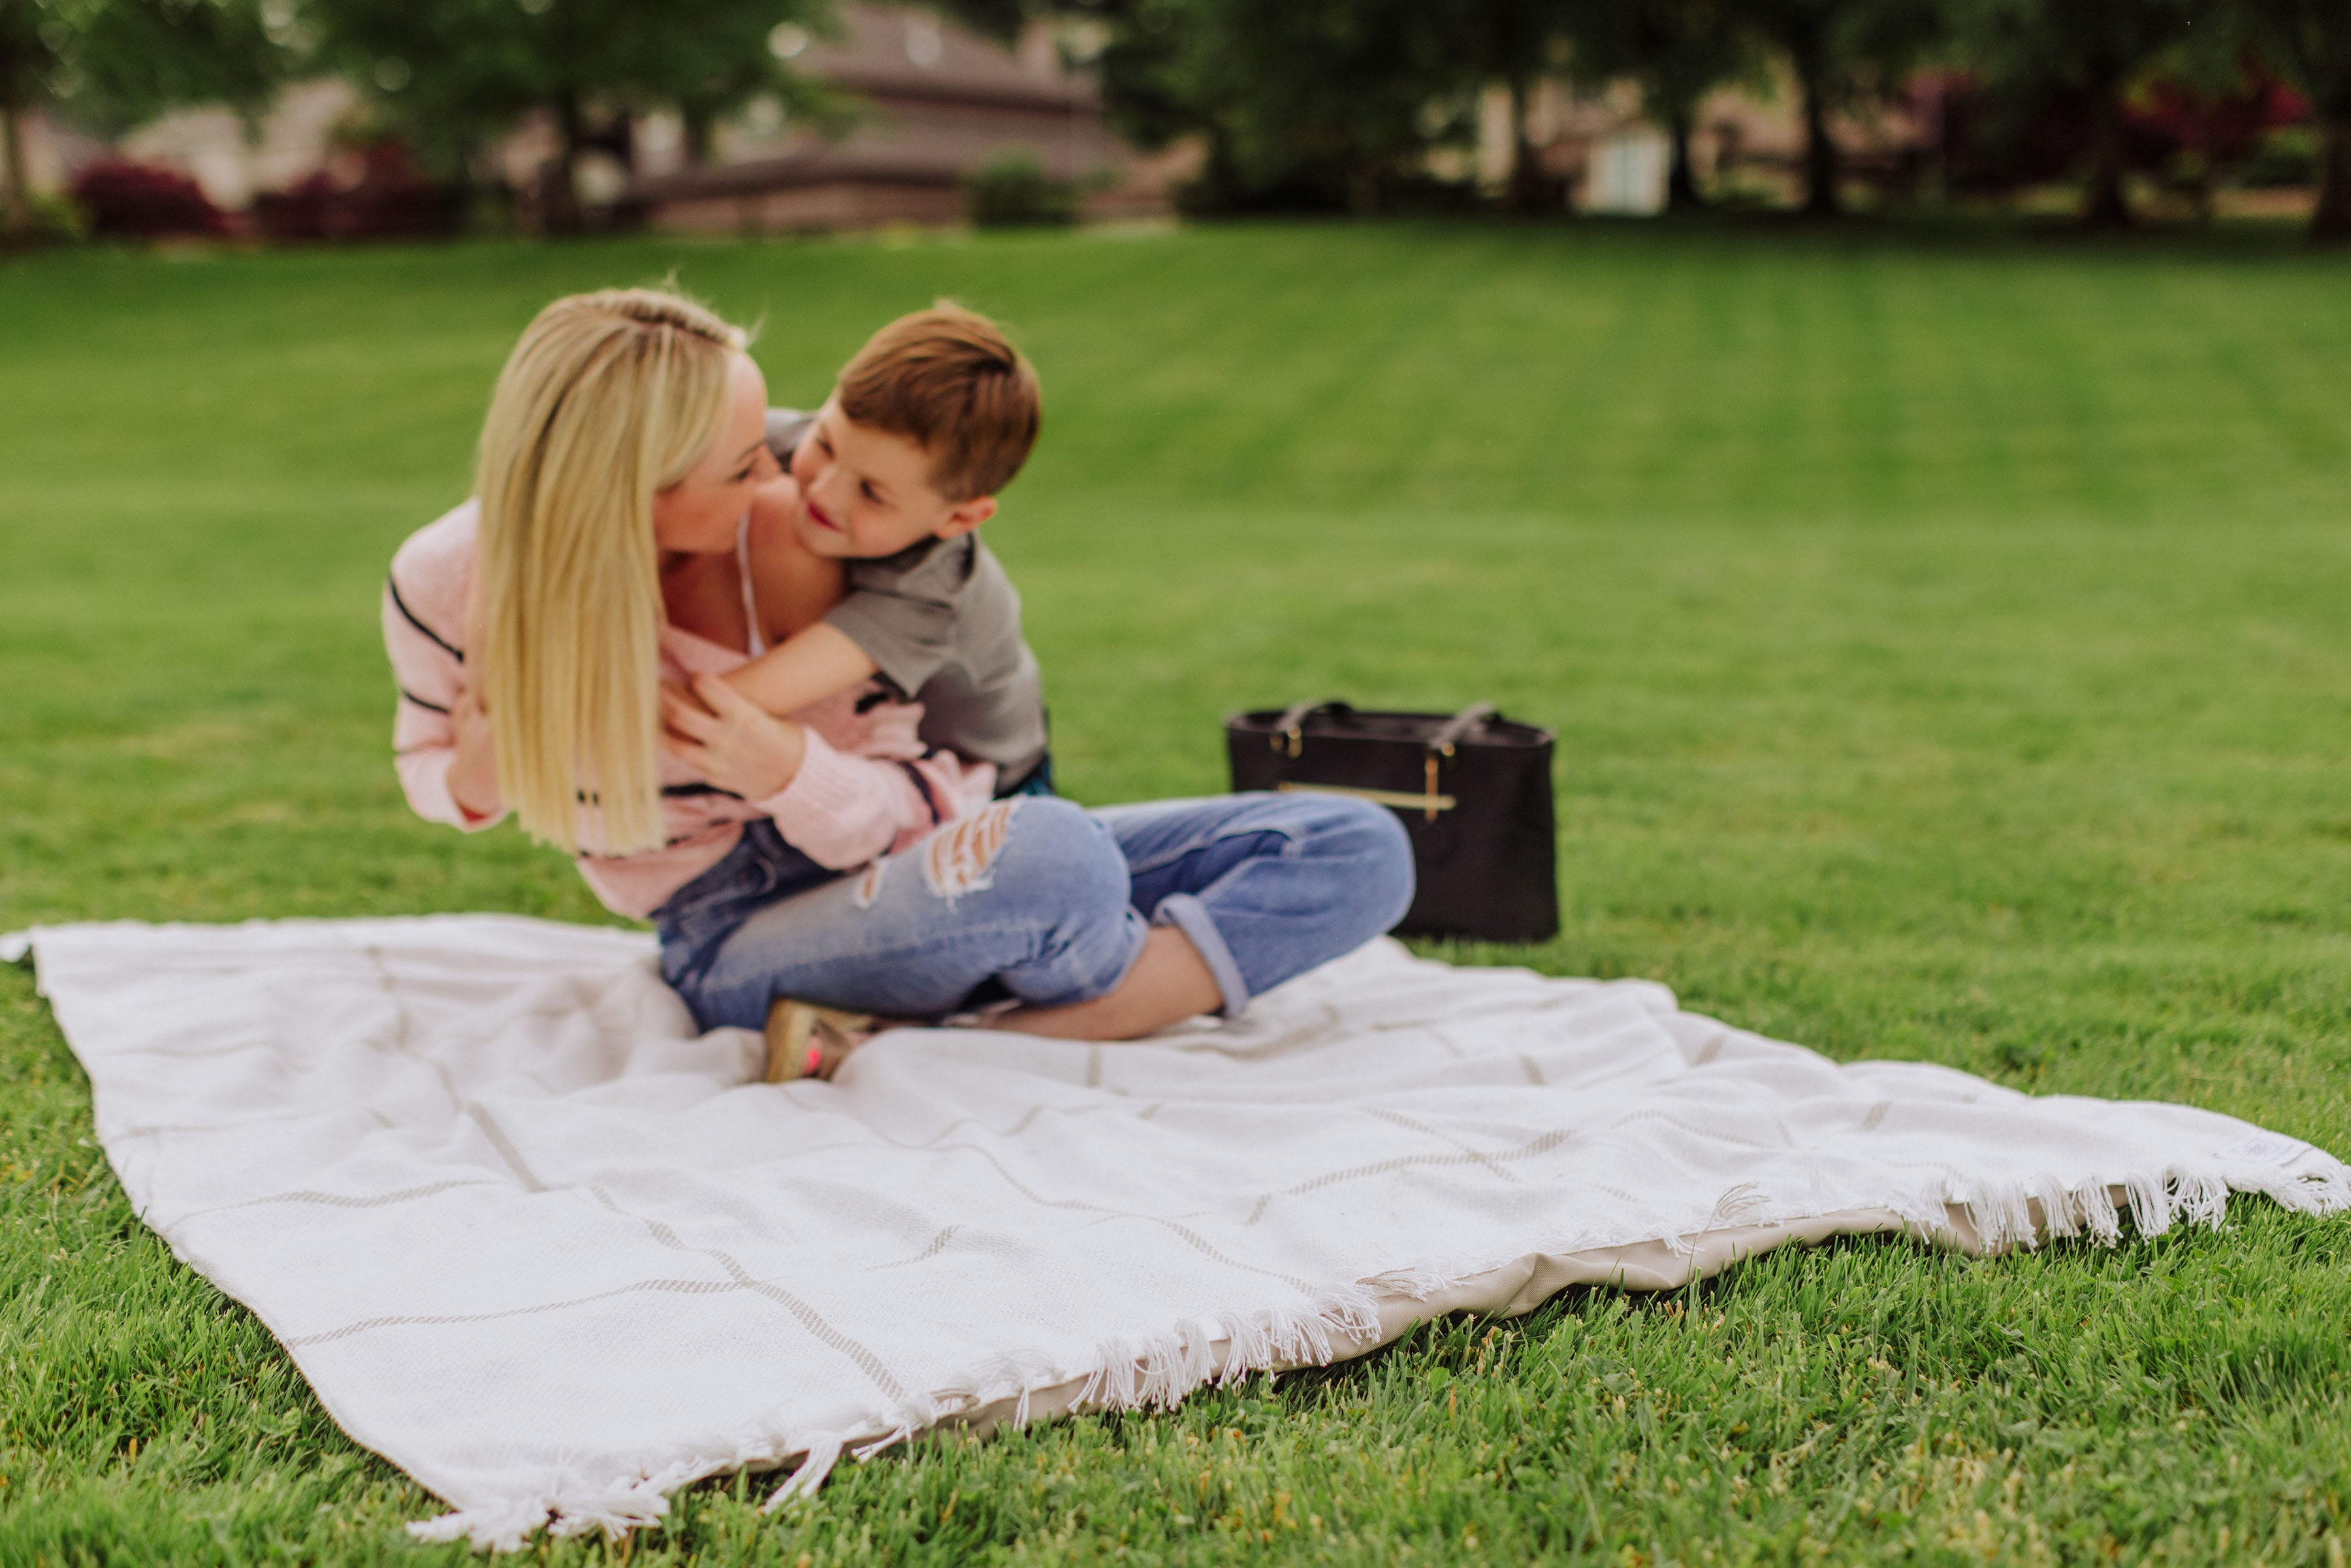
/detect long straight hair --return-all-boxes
[473,288,744,856]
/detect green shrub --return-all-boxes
[1,191,89,248]
[966,152,1078,228]
[2236,126,2318,189]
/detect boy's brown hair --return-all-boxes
[835,302,1041,502]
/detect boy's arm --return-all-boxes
[724,471,872,717]
[720,620,880,718]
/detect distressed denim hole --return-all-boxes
[920,798,1021,903]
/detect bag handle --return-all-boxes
[1410,702,1495,824]
[1264,700,1494,825]
[1427,701,1496,758]
[1268,699,1495,762]
[1270,698,1352,758]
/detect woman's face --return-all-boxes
[652,351,778,555]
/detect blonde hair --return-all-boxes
[473,287,745,856]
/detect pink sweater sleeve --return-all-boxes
[752,727,967,870]
[385,505,505,833]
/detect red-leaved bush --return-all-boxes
[70,160,231,239]
[252,139,466,242]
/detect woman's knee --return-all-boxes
[1270,799,1411,931]
[956,795,1144,1005]
[1176,792,1415,936]
[1291,795,1416,934]
[923,795,1129,919]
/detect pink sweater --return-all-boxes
[384,502,995,919]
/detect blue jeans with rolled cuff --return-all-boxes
[654,792,1415,1032]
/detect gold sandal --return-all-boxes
[763,999,879,1083]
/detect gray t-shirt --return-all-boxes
[767,409,1048,781]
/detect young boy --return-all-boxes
[723,302,1053,799]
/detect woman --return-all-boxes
[385,287,1412,1057]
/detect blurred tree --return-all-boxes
[2233,0,2351,240]
[1,0,287,232]
[1084,0,1466,214]
[306,0,833,231]
[1725,0,1940,217]
[1072,0,1200,160]
[1567,0,1755,208]
[2128,62,2302,221]
[931,0,1028,44]
[1449,0,1576,213]
[0,0,46,225]
[1951,0,2213,228]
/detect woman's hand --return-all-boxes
[447,686,502,822]
[662,673,807,800]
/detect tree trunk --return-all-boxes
[607,110,637,176]
[2079,70,2132,230]
[0,84,29,235]
[2313,106,2351,244]
[1795,46,1841,219]
[1666,108,1701,210]
[682,104,714,170]
[1503,74,1543,214]
[541,94,587,236]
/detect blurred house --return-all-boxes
[1445,73,1938,215]
[14,82,360,214]
[21,3,1178,231]
[12,113,105,199]
[624,5,1180,232]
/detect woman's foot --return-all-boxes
[763,999,884,1082]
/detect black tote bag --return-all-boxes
[1225,700,1558,942]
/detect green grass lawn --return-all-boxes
[4,217,2351,1564]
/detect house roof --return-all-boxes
[628,120,1113,204]
[800,5,1097,115]
[628,5,1115,207]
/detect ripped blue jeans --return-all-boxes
[656,793,1415,1031]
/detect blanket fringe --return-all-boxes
[406,1478,674,1552]
[852,1424,916,1462]
[408,1502,553,1553]
[410,1153,2351,1550]
[760,1435,844,1514]
[1063,1286,1381,1418]
[1941,1162,2349,1256]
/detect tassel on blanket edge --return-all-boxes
[1066,1291,1392,1421]
[408,1479,679,1552]
[761,1435,845,1514]
[1950,1166,2290,1257]
[407,1503,550,1554]
[952,1351,1059,1430]
[2254,1160,2351,1216]
[853,1424,918,1462]
[547,1486,673,1542]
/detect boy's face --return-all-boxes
[788,397,996,560]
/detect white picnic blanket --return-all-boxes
[7,915,2344,1549]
